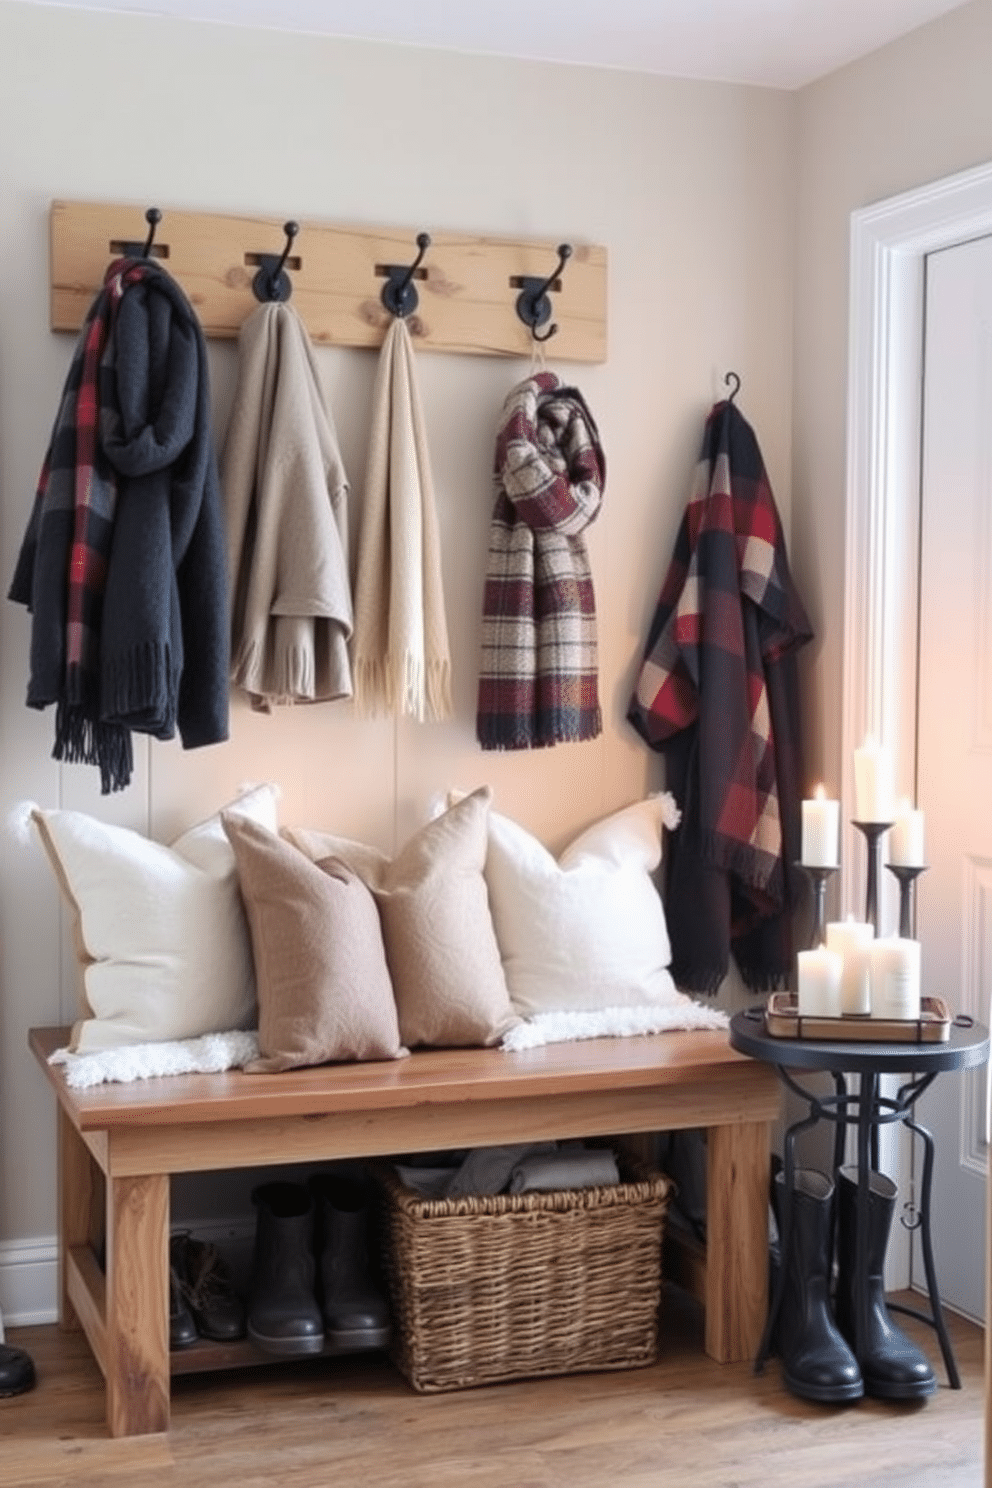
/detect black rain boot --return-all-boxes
[774,1169,863,1403]
[247,1181,324,1357]
[835,1166,936,1400]
[310,1173,391,1351]
[0,1342,36,1397]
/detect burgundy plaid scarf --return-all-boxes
[628,399,812,992]
[477,372,605,750]
[16,259,151,788]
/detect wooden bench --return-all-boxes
[29,1024,780,1439]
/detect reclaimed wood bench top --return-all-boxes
[29,1024,775,1132]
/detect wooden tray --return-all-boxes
[765,993,952,1043]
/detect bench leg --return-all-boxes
[105,1173,170,1437]
[57,1106,101,1331]
[704,1121,770,1363]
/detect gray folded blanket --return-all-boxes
[508,1148,620,1194]
[394,1141,619,1199]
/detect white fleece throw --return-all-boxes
[352,316,451,721]
[49,1030,260,1090]
[222,300,353,710]
[500,1001,729,1052]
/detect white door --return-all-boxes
[913,232,992,1322]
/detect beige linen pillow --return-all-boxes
[284,787,518,1048]
[31,783,279,1051]
[222,813,404,1072]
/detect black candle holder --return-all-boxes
[886,863,927,938]
[797,863,838,948]
[851,820,893,935]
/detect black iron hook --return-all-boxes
[119,207,163,260]
[515,243,572,343]
[724,370,742,404]
[380,232,431,318]
[252,221,300,304]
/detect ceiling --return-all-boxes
[23,0,971,90]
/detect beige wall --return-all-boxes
[0,0,796,1300]
[790,0,992,796]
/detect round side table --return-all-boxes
[729,1007,989,1388]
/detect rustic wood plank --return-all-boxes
[30,1027,779,1131]
[57,1105,98,1331]
[4,1293,983,1488]
[105,1174,170,1438]
[49,200,607,362]
[704,1121,770,1363]
[66,1246,107,1378]
[97,1073,777,1180]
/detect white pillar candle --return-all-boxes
[801,785,840,868]
[889,798,925,867]
[797,944,844,1018]
[853,734,895,823]
[825,915,874,1015]
[868,937,922,1020]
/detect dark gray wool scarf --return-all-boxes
[9,258,230,793]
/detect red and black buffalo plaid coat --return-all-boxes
[628,398,812,993]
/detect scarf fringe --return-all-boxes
[53,703,133,795]
[352,656,452,724]
[477,705,603,751]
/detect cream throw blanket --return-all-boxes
[352,316,451,721]
[222,301,353,709]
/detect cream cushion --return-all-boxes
[479,794,682,1018]
[284,787,518,1049]
[31,784,278,1051]
[221,813,405,1072]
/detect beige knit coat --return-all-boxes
[222,301,352,709]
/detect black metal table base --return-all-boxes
[755,1066,960,1389]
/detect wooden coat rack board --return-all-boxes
[49,201,608,363]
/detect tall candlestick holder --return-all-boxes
[851,820,893,934]
[798,863,838,948]
[886,863,927,938]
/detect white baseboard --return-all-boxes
[0,1237,58,1328]
[0,1218,257,1329]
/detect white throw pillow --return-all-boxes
[31,784,279,1052]
[479,794,683,1018]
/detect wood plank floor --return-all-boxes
[1,1289,983,1488]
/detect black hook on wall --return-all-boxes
[515,243,572,343]
[119,207,163,259]
[724,370,742,403]
[251,221,300,304]
[380,232,431,318]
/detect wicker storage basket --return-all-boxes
[374,1153,672,1393]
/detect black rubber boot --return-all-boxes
[247,1181,324,1357]
[0,1342,36,1397]
[774,1169,863,1403]
[835,1166,936,1400]
[310,1173,391,1351]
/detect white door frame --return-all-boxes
[844,159,992,1290]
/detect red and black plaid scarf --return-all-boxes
[477,372,606,750]
[63,261,151,692]
[628,399,812,992]
[28,259,153,787]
